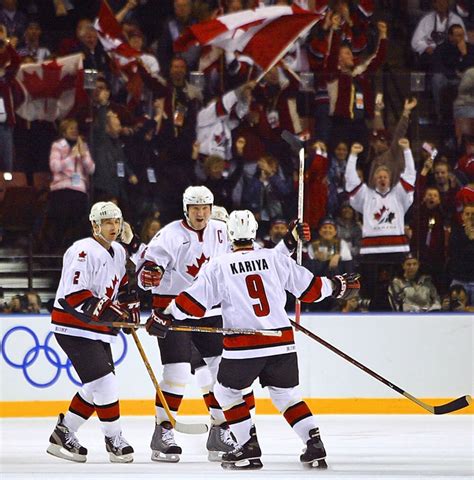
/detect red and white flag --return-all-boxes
[175,6,320,71]
[15,53,84,122]
[94,0,139,58]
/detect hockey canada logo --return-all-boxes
[374,206,395,224]
[186,253,209,277]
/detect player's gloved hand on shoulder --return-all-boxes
[120,221,141,255]
[145,309,173,338]
[284,219,311,250]
[117,290,141,334]
[139,261,164,288]
[83,296,129,323]
[330,273,361,300]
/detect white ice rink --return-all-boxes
[1,414,472,480]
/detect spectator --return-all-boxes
[242,154,292,235]
[345,139,416,308]
[454,149,474,222]
[41,118,95,253]
[0,23,19,172]
[0,0,27,40]
[140,215,162,244]
[368,97,418,188]
[454,68,474,146]
[16,20,51,62]
[432,158,458,221]
[325,18,387,154]
[259,218,289,248]
[0,291,42,313]
[157,0,200,75]
[431,24,474,123]
[90,105,138,211]
[441,284,474,312]
[335,202,362,260]
[327,141,349,215]
[306,216,353,277]
[448,202,474,303]
[388,254,441,312]
[411,0,466,70]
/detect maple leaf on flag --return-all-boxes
[186,253,209,277]
[21,60,77,100]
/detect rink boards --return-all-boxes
[1,313,472,416]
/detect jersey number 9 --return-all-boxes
[245,274,270,317]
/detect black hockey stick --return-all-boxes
[58,299,281,336]
[290,319,471,415]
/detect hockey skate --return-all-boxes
[300,427,328,469]
[150,421,182,462]
[221,429,263,470]
[206,422,238,461]
[105,432,134,463]
[46,413,87,463]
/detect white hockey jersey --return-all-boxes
[345,148,416,254]
[51,237,127,343]
[167,247,333,359]
[137,219,229,313]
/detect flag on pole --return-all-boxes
[175,6,320,71]
[15,53,84,122]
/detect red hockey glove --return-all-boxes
[284,219,311,250]
[331,273,361,300]
[140,261,164,288]
[117,290,141,334]
[83,296,129,323]
[145,309,173,338]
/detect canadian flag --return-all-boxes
[94,1,139,58]
[15,53,84,122]
[175,6,320,72]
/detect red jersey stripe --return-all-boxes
[175,292,206,318]
[152,294,176,309]
[361,235,408,247]
[299,277,322,303]
[51,308,115,334]
[64,289,94,307]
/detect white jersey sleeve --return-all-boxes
[345,153,367,213]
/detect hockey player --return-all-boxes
[47,202,140,463]
[137,186,310,462]
[146,210,360,470]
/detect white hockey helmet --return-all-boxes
[89,201,123,224]
[182,186,214,218]
[211,205,229,223]
[227,210,258,242]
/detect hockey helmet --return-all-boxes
[182,186,214,218]
[211,205,229,223]
[89,201,123,224]
[227,210,258,242]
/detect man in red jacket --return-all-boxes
[0,24,20,172]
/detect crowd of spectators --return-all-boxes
[0,0,473,313]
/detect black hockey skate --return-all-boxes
[150,421,182,463]
[105,432,134,463]
[221,429,263,470]
[300,427,328,469]
[207,423,238,461]
[46,413,87,463]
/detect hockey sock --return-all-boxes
[156,363,190,424]
[243,388,256,421]
[202,391,226,425]
[283,401,317,443]
[63,392,95,432]
[90,372,122,437]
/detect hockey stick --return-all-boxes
[129,329,208,435]
[289,319,472,415]
[58,299,282,336]
[294,147,305,325]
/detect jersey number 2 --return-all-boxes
[245,274,270,317]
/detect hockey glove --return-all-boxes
[83,296,129,323]
[139,261,164,288]
[145,309,173,338]
[120,222,141,255]
[117,290,141,334]
[284,219,311,250]
[331,273,361,300]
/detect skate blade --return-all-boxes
[108,452,133,463]
[221,458,263,470]
[47,444,87,463]
[151,450,180,463]
[208,450,225,462]
[302,458,328,469]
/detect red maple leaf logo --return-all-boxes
[21,60,77,100]
[78,251,87,259]
[186,253,209,277]
[105,275,119,299]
